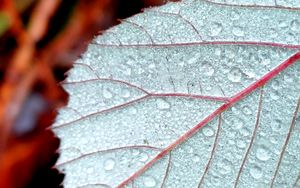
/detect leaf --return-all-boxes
[52,0,300,187]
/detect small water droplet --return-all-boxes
[230,10,240,20]
[256,145,270,161]
[103,88,113,99]
[104,158,115,171]
[242,105,252,115]
[270,91,280,100]
[87,167,94,174]
[228,68,242,83]
[202,126,215,137]
[143,176,156,187]
[139,152,149,162]
[271,80,280,90]
[236,139,246,149]
[202,61,215,76]
[269,28,278,38]
[218,159,232,175]
[209,22,223,36]
[156,98,171,110]
[290,19,300,31]
[232,26,244,37]
[121,88,131,98]
[272,119,282,132]
[129,107,137,115]
[250,166,263,179]
[192,154,201,162]
[240,127,250,137]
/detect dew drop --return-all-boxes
[103,158,115,171]
[103,88,113,99]
[202,126,215,137]
[250,166,263,179]
[209,22,223,36]
[139,152,149,162]
[86,167,94,174]
[256,145,270,161]
[218,159,232,175]
[156,98,171,110]
[230,10,240,20]
[242,105,252,115]
[202,61,215,76]
[269,28,278,38]
[290,19,300,31]
[228,68,242,83]
[121,88,131,98]
[129,107,137,115]
[236,139,246,149]
[272,119,282,132]
[143,176,156,187]
[192,154,201,162]
[232,26,244,37]
[270,91,280,100]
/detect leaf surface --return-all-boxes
[53,0,300,187]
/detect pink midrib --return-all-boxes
[117,51,300,187]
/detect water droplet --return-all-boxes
[139,152,149,162]
[230,10,240,20]
[87,167,94,174]
[256,145,270,161]
[236,139,246,149]
[156,98,171,110]
[242,105,252,115]
[232,26,244,37]
[290,19,300,31]
[272,119,282,132]
[218,159,232,175]
[121,88,131,98]
[104,158,115,171]
[192,154,201,162]
[228,68,242,83]
[270,91,280,100]
[269,28,278,38]
[129,107,137,115]
[202,61,215,76]
[271,80,280,90]
[143,176,156,187]
[209,22,223,36]
[103,88,113,99]
[250,166,263,179]
[240,127,250,137]
[202,126,215,137]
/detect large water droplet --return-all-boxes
[103,158,115,171]
[143,176,156,187]
[228,68,242,83]
[232,26,244,37]
[103,88,113,99]
[202,61,215,76]
[209,22,223,36]
[250,166,263,179]
[156,98,171,110]
[256,145,270,161]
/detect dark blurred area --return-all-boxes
[0,0,172,187]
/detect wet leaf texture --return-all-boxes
[53,0,300,187]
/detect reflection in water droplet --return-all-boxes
[209,22,223,36]
[156,98,171,110]
[256,145,270,161]
[143,176,156,187]
[103,88,113,99]
[139,152,149,162]
[228,68,242,83]
[232,26,244,37]
[104,158,115,171]
[202,126,215,137]
[250,166,263,179]
[202,61,215,76]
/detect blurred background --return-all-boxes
[0,0,173,187]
